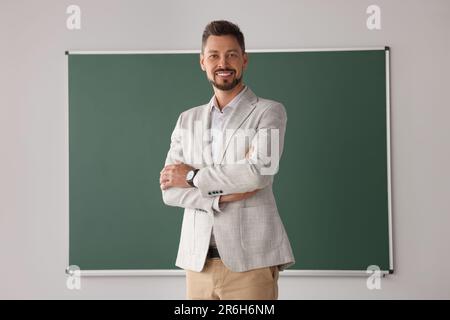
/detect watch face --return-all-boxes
[186,170,194,180]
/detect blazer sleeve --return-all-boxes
[193,102,287,198]
[161,113,222,213]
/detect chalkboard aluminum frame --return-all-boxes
[66,47,393,277]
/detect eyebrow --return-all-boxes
[206,49,239,54]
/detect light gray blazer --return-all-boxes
[162,87,295,272]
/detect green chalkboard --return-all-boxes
[68,49,393,274]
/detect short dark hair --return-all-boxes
[201,20,245,54]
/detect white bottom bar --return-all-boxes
[68,269,391,277]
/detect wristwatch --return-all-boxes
[186,169,199,187]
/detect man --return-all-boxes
[160,20,295,300]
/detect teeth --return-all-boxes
[216,71,233,76]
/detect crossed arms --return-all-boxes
[160,103,287,213]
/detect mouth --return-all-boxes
[215,70,234,78]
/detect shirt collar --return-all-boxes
[209,85,248,113]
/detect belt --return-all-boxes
[207,246,221,259]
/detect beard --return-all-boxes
[208,70,243,91]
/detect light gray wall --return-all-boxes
[1,0,449,299]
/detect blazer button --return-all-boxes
[219,190,223,193]
[208,192,212,195]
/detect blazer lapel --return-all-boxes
[200,103,213,166]
[218,87,258,163]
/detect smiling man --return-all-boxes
[160,20,295,300]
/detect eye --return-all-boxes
[209,54,218,59]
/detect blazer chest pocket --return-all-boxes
[240,204,283,253]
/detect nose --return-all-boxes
[218,55,229,70]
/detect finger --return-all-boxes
[161,167,171,174]
[243,191,257,198]
[161,181,171,190]
[160,176,168,184]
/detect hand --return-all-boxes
[160,162,195,190]
[245,145,255,160]
[219,189,260,204]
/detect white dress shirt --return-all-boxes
[206,85,248,248]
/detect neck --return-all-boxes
[213,83,245,110]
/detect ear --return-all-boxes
[242,52,249,70]
[199,54,206,71]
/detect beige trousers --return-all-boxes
[186,258,279,300]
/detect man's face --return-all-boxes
[200,35,248,91]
